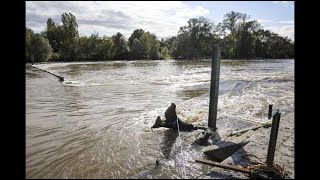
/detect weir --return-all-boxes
[31,65,64,82]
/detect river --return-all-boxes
[26,59,294,178]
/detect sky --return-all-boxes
[26,1,294,41]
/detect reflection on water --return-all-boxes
[26,59,294,178]
[160,130,178,159]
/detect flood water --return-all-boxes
[26,59,294,178]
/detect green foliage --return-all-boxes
[160,47,169,59]
[26,27,34,61]
[130,38,147,60]
[171,17,218,59]
[112,32,130,60]
[45,18,63,53]
[139,32,161,59]
[60,12,79,60]
[77,34,115,60]
[49,53,61,61]
[150,43,161,60]
[26,11,294,62]
[128,29,145,49]
[220,11,248,58]
[29,34,53,62]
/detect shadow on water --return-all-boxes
[160,130,178,159]
[130,129,179,179]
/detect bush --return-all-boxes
[30,34,53,62]
[49,53,61,61]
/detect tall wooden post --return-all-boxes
[268,105,273,119]
[266,112,281,166]
[208,44,221,131]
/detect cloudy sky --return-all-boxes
[26,1,294,41]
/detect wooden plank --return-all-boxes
[195,159,251,174]
[228,122,272,136]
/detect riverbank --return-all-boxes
[26,58,294,66]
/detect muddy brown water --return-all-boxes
[26,59,294,178]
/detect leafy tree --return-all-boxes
[220,11,247,58]
[236,20,260,58]
[45,18,63,53]
[171,17,217,59]
[26,27,34,61]
[112,32,130,60]
[160,46,169,59]
[60,12,79,60]
[128,29,145,49]
[26,11,294,61]
[150,42,161,60]
[101,36,115,60]
[139,32,161,59]
[29,34,53,62]
[130,38,146,59]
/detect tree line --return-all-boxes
[26,11,294,62]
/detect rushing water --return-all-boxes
[26,59,294,178]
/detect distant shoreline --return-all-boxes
[26,58,294,65]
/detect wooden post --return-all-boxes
[208,44,221,131]
[268,105,273,119]
[266,112,281,166]
[31,55,34,65]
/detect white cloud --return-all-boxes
[256,18,294,41]
[279,20,294,24]
[256,19,272,23]
[266,25,294,41]
[272,1,294,8]
[256,19,272,27]
[26,1,210,39]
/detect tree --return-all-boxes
[139,32,161,59]
[160,46,169,59]
[112,32,130,60]
[45,18,64,53]
[29,34,53,62]
[171,17,217,59]
[26,27,34,62]
[235,20,260,58]
[60,12,79,60]
[101,36,115,60]
[26,11,294,61]
[150,43,161,60]
[128,29,145,49]
[130,38,146,59]
[220,11,247,58]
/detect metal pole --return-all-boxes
[208,44,221,131]
[266,112,281,166]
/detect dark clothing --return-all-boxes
[165,103,177,124]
